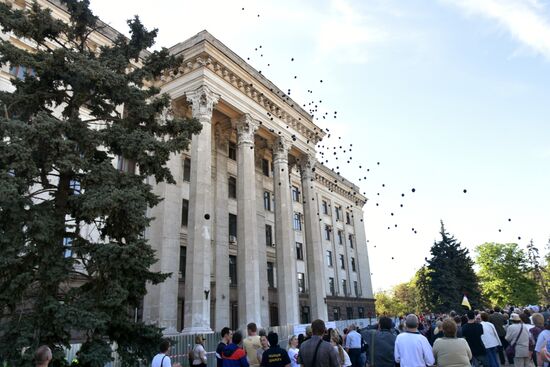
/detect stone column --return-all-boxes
[236,114,262,329]
[299,154,328,321]
[142,156,183,334]
[352,206,374,299]
[272,136,299,325]
[214,125,230,330]
[182,85,220,334]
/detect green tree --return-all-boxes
[375,290,406,317]
[526,239,549,304]
[0,1,200,366]
[424,221,482,312]
[476,243,539,306]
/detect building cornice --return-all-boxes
[315,163,367,207]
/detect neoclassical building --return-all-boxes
[1,0,374,335]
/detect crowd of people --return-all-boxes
[149,306,550,367]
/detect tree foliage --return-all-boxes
[423,221,482,312]
[0,1,200,366]
[476,243,539,307]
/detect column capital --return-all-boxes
[273,135,292,162]
[186,85,220,120]
[235,114,259,145]
[299,153,317,181]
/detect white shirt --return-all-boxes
[535,330,550,353]
[288,347,300,367]
[192,344,207,365]
[333,346,352,367]
[152,353,172,367]
[394,331,435,367]
[345,330,362,349]
[481,321,502,349]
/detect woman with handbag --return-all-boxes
[505,313,533,367]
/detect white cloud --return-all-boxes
[443,0,550,60]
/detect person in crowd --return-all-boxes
[223,330,249,367]
[531,314,545,367]
[217,327,233,367]
[297,334,305,348]
[364,316,397,367]
[287,335,300,367]
[35,346,52,367]
[433,319,472,367]
[535,320,550,367]
[297,319,340,367]
[454,316,464,338]
[432,320,444,345]
[331,334,352,367]
[260,332,290,367]
[244,323,262,367]
[342,328,349,347]
[505,313,532,367]
[344,324,362,367]
[257,331,270,364]
[480,312,502,367]
[191,335,208,367]
[541,307,550,323]
[394,314,435,367]
[152,339,181,367]
[302,325,313,344]
[462,310,488,367]
[520,313,535,332]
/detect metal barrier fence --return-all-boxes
[64,317,382,367]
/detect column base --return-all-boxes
[181,326,214,335]
[162,326,180,336]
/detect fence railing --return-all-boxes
[65,317,383,367]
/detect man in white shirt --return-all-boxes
[152,339,181,367]
[345,324,362,367]
[394,314,435,367]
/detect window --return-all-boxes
[229,256,237,286]
[265,224,273,246]
[358,307,365,318]
[69,179,81,195]
[228,176,237,199]
[183,157,191,182]
[322,200,328,215]
[262,159,270,177]
[342,279,347,296]
[117,156,136,174]
[351,257,356,272]
[9,65,35,80]
[301,306,310,324]
[293,213,302,231]
[263,191,271,211]
[349,234,354,248]
[267,262,275,288]
[229,214,237,239]
[346,307,353,320]
[292,186,300,202]
[339,254,345,269]
[228,142,237,160]
[63,237,73,258]
[354,281,359,297]
[179,246,186,280]
[346,211,351,224]
[326,250,333,267]
[296,242,304,260]
[324,225,331,240]
[181,199,189,227]
[297,273,305,293]
[337,230,344,245]
[333,307,340,321]
[329,277,335,295]
[335,206,341,221]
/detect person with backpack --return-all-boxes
[296,319,340,367]
[505,313,532,367]
[152,339,181,367]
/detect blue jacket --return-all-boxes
[222,343,249,367]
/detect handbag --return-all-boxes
[505,325,524,360]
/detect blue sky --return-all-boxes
[90,0,550,290]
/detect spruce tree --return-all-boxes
[425,221,482,312]
[0,1,200,366]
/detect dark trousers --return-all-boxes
[348,348,362,367]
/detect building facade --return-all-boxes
[1,0,375,335]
